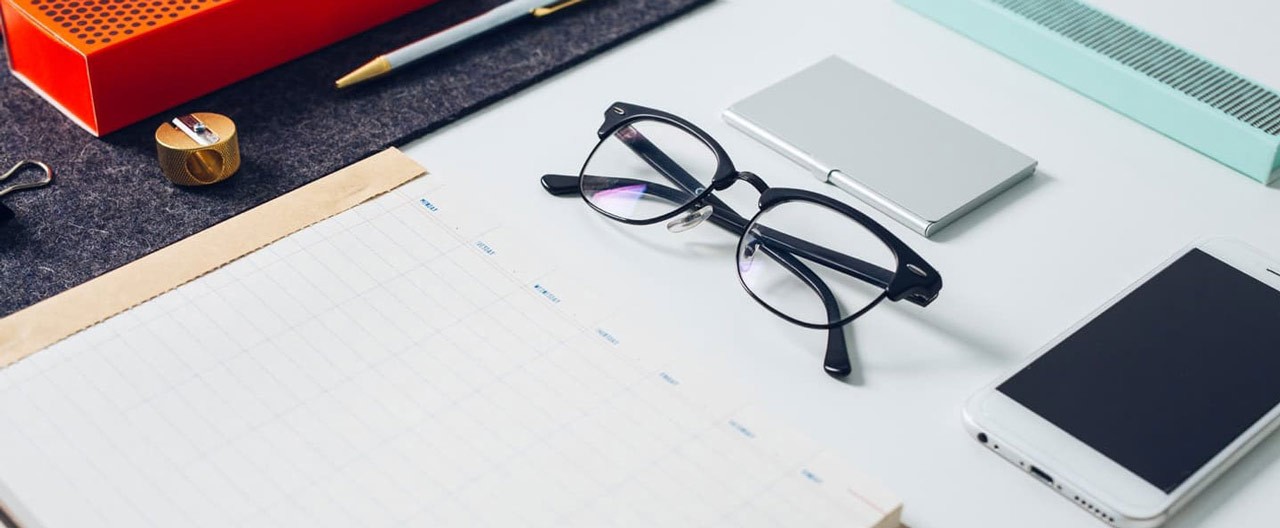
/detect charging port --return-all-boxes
[1029,466,1054,485]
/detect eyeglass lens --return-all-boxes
[738,200,899,327]
[579,119,718,222]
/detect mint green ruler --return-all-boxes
[900,0,1280,184]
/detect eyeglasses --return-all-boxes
[540,102,942,379]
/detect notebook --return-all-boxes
[0,171,901,527]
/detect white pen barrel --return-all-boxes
[386,0,548,67]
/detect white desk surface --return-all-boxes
[400,0,1280,526]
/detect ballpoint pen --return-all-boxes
[335,0,588,89]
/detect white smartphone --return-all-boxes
[965,238,1280,527]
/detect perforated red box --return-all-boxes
[1,0,440,136]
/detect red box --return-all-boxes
[1,0,440,136]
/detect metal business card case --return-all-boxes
[725,56,1038,237]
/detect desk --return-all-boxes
[399,0,1280,526]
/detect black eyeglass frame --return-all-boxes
[544,102,942,378]
[580,102,939,310]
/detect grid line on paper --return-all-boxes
[15,366,160,527]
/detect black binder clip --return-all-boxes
[1,161,54,226]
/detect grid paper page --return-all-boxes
[0,175,899,527]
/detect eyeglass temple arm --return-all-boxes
[613,125,706,196]
[541,174,894,289]
[762,245,854,379]
[542,172,739,223]
[542,173,748,240]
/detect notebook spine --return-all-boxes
[899,0,1280,184]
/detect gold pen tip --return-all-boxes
[334,57,393,90]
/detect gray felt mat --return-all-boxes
[0,0,710,318]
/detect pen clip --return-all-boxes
[531,0,586,17]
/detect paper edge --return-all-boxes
[0,147,427,369]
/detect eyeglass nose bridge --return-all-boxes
[725,171,769,194]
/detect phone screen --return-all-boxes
[999,249,1280,494]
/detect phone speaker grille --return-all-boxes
[898,0,1280,184]
[994,0,1280,136]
